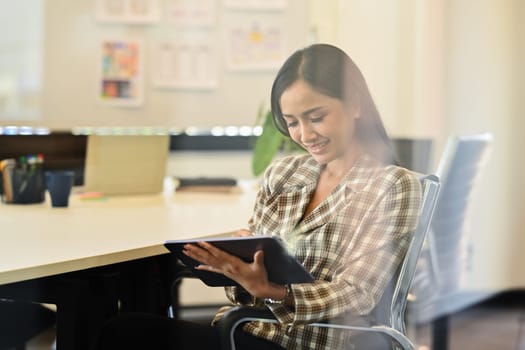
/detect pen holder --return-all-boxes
[1,165,46,204]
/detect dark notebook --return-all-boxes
[176,177,237,187]
[164,236,314,287]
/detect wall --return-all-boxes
[1,0,309,129]
[307,0,446,149]
[500,0,524,288]
[0,0,43,121]
[511,1,525,282]
[334,0,444,142]
[442,0,521,289]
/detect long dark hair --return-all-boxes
[270,44,397,165]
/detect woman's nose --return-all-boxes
[300,122,317,143]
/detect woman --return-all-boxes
[94,44,421,349]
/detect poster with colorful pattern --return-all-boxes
[99,39,143,107]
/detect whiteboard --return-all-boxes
[4,0,308,129]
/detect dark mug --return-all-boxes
[45,171,74,207]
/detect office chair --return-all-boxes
[171,174,440,350]
[409,133,492,350]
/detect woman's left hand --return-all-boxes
[182,242,271,298]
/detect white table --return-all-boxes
[0,181,256,349]
[0,181,256,285]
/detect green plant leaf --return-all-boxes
[252,110,284,176]
[255,102,267,125]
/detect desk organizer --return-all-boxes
[0,159,46,204]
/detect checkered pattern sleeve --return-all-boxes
[270,171,422,325]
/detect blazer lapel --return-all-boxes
[293,154,381,235]
[272,157,320,239]
[294,184,348,234]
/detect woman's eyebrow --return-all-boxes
[283,106,326,119]
[302,106,326,117]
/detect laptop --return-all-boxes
[84,134,169,195]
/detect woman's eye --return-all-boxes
[286,121,298,128]
[310,115,326,123]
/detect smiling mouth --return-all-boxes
[305,140,330,154]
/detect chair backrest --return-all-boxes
[388,174,440,333]
[430,133,492,294]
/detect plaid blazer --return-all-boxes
[212,153,422,349]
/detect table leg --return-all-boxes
[431,314,449,350]
[55,273,118,350]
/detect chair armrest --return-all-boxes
[216,305,276,332]
[169,262,198,318]
[216,306,277,350]
[172,263,198,282]
[216,306,415,350]
[326,312,375,327]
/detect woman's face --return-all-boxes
[280,79,359,165]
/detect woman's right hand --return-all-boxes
[233,229,253,237]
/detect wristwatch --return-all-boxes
[264,284,292,305]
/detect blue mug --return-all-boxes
[45,171,74,207]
